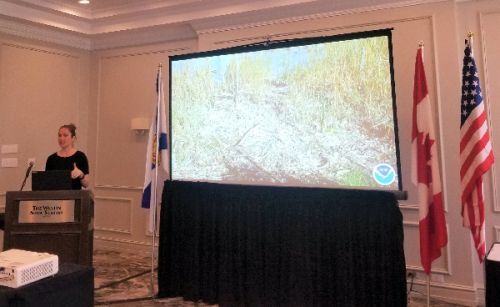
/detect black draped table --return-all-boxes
[158,181,406,306]
[0,263,94,307]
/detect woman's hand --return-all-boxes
[71,162,84,179]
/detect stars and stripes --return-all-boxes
[460,37,494,262]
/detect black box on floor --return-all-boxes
[486,242,500,307]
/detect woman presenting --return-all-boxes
[45,123,90,189]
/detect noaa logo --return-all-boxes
[372,163,396,186]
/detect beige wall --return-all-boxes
[0,35,90,199]
[1,0,500,304]
[89,43,196,248]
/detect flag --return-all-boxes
[411,45,448,274]
[460,37,494,262]
[142,66,169,232]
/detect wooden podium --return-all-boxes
[3,190,94,266]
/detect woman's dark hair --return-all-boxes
[60,123,77,137]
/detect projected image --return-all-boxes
[170,32,400,190]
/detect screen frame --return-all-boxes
[168,28,405,197]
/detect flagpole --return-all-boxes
[467,31,473,50]
[421,42,432,307]
[467,31,491,260]
[467,30,497,259]
[419,41,432,307]
[426,274,430,307]
[149,63,163,298]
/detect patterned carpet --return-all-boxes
[93,249,155,305]
[94,250,152,305]
[93,249,215,306]
[93,249,468,306]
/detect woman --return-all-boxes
[45,123,90,189]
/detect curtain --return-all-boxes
[158,181,406,306]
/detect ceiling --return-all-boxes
[0,0,445,49]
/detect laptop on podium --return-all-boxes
[31,170,72,191]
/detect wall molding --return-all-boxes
[0,15,194,51]
[0,1,447,51]
[395,222,474,305]
[404,220,419,226]
[0,17,91,50]
[98,46,192,60]
[399,202,420,211]
[196,0,446,36]
[93,46,192,189]
[494,226,500,241]
[404,220,451,274]
[1,41,80,58]
[208,15,433,48]
[428,12,451,214]
[94,235,155,248]
[91,25,197,51]
[94,227,131,234]
[408,279,480,306]
[0,192,5,209]
[479,11,500,213]
[94,196,133,234]
[94,184,143,191]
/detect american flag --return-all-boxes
[460,37,494,262]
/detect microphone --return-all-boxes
[20,161,35,191]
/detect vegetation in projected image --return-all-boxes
[170,33,400,190]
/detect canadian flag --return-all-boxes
[411,46,448,274]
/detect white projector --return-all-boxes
[0,249,59,288]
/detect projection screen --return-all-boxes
[169,29,402,192]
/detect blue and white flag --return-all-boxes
[142,65,168,232]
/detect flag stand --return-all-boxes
[149,181,158,299]
[149,210,158,299]
[412,41,448,307]
[148,64,164,299]
[426,274,430,307]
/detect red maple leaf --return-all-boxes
[416,131,434,185]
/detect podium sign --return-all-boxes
[4,190,94,266]
[19,200,75,223]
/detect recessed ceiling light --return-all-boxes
[78,0,90,4]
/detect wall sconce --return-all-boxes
[130,117,149,135]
